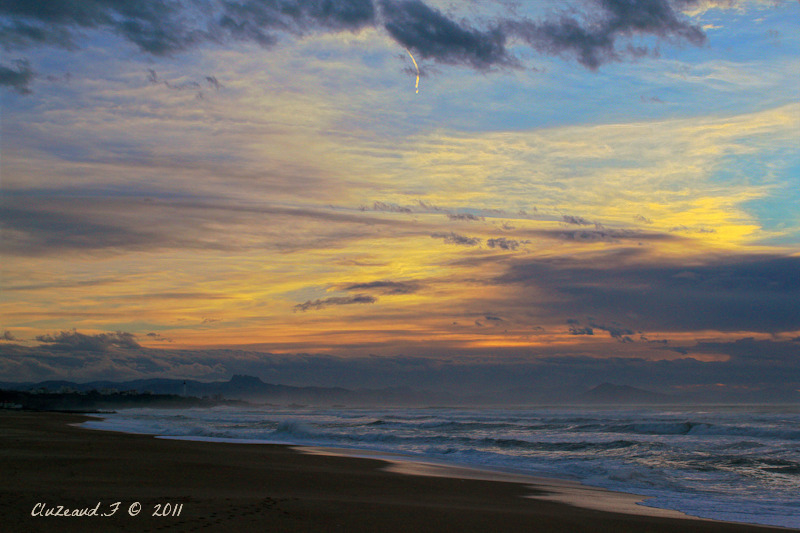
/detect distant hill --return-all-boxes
[0,375,454,407]
[0,388,244,412]
[578,383,674,404]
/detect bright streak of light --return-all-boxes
[406,49,419,94]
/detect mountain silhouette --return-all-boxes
[578,383,673,404]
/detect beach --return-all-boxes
[1,410,793,532]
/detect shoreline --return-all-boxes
[2,410,794,532]
[291,444,694,519]
[80,419,708,520]
[84,412,791,527]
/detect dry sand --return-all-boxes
[0,410,791,532]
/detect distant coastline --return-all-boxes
[0,388,245,413]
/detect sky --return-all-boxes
[1,0,799,399]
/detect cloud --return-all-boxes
[562,214,594,226]
[294,294,377,312]
[447,213,484,221]
[0,59,34,93]
[568,319,595,335]
[362,201,413,213]
[498,253,800,333]
[341,280,422,295]
[695,337,800,366]
[0,0,722,96]
[590,322,636,342]
[0,202,169,256]
[486,237,522,250]
[1,331,17,341]
[146,68,223,99]
[205,75,222,90]
[0,194,411,257]
[431,232,481,246]
[0,0,202,56]
[380,0,513,70]
[146,332,172,342]
[380,0,711,71]
[2,335,797,402]
[504,0,706,70]
[218,0,376,47]
[34,330,141,352]
[0,0,375,58]
[551,228,668,242]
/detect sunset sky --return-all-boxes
[1,0,798,396]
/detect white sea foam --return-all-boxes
[83,405,800,529]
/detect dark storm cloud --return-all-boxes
[504,0,706,70]
[0,0,374,56]
[0,59,34,93]
[0,0,201,56]
[379,0,709,71]
[294,294,377,312]
[499,253,800,333]
[431,232,481,246]
[341,280,422,295]
[1,0,717,95]
[217,0,376,47]
[380,0,513,69]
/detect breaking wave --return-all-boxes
[85,405,800,528]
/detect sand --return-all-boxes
[0,410,791,532]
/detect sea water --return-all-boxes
[84,405,800,528]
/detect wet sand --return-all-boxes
[0,410,790,532]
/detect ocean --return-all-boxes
[84,405,800,529]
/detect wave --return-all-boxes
[565,420,800,441]
[86,405,800,529]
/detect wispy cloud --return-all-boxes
[35,330,141,352]
[340,280,422,295]
[294,294,377,312]
[431,232,481,246]
[562,215,595,226]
